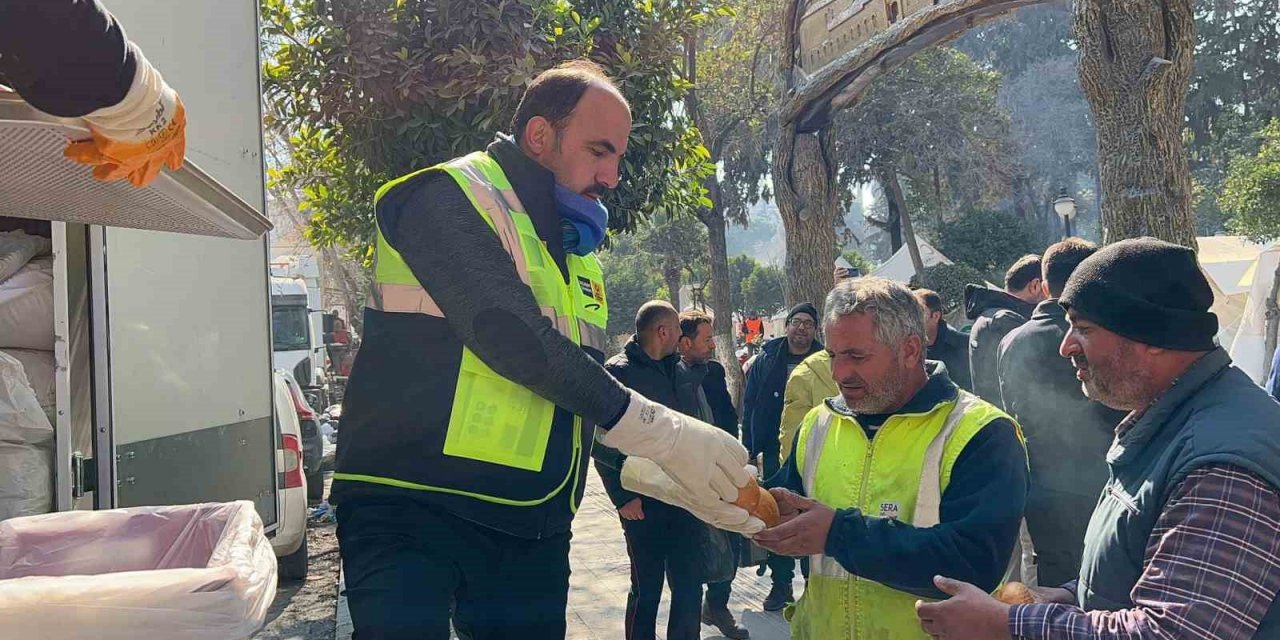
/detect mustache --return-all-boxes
[838,374,866,388]
[1071,355,1089,369]
[584,184,607,198]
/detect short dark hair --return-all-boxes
[635,300,677,334]
[1005,254,1043,291]
[913,288,943,314]
[510,60,621,142]
[1042,238,1098,297]
[679,310,712,339]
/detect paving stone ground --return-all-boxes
[337,465,802,640]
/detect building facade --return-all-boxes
[798,0,942,72]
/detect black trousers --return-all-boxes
[705,532,738,608]
[762,448,809,587]
[621,499,704,640]
[337,495,571,640]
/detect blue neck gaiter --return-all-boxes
[554,183,608,256]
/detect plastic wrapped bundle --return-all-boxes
[0,501,278,640]
[0,349,53,521]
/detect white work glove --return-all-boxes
[64,45,186,187]
[600,390,752,506]
[621,457,766,535]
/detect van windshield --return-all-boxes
[272,306,310,351]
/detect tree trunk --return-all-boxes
[700,193,747,403]
[773,125,841,310]
[1074,0,1198,248]
[886,172,927,280]
[663,259,683,311]
[886,195,904,252]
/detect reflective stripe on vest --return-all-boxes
[343,151,609,504]
[788,391,1022,640]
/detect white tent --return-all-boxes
[869,239,953,284]
[1227,243,1280,383]
[1198,236,1268,350]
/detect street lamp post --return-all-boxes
[1053,189,1078,239]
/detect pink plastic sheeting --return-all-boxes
[0,501,277,640]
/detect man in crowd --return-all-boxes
[593,301,705,640]
[674,310,750,639]
[913,288,972,392]
[333,62,753,639]
[996,238,1126,587]
[965,254,1045,404]
[919,238,1280,640]
[780,350,838,466]
[742,302,824,611]
[755,277,1028,638]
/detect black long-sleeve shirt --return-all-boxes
[767,372,1028,600]
[0,0,137,116]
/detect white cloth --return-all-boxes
[600,390,752,505]
[621,457,765,535]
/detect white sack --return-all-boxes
[0,501,278,640]
[0,256,55,350]
[0,231,51,284]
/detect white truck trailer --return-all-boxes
[0,0,282,530]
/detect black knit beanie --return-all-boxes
[1059,237,1218,351]
[787,302,819,324]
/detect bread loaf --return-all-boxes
[994,582,1037,605]
[733,478,781,527]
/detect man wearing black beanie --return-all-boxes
[917,237,1280,640]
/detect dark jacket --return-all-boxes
[929,320,972,393]
[964,284,1034,405]
[333,136,629,539]
[769,366,1029,599]
[591,336,688,509]
[675,359,739,438]
[742,336,823,458]
[0,0,137,117]
[1079,349,1280,634]
[997,299,1127,586]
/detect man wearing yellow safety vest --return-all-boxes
[753,277,1029,639]
[330,61,761,640]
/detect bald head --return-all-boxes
[635,300,680,359]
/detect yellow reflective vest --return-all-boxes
[333,151,609,512]
[789,391,1020,639]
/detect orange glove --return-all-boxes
[62,46,186,187]
[64,100,186,187]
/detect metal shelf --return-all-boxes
[0,92,271,240]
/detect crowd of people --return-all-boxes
[309,58,1280,640]
[600,236,1280,640]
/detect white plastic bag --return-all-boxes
[1,348,55,413]
[0,501,278,640]
[0,350,54,521]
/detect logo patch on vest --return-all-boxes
[879,502,901,521]
[578,276,604,303]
